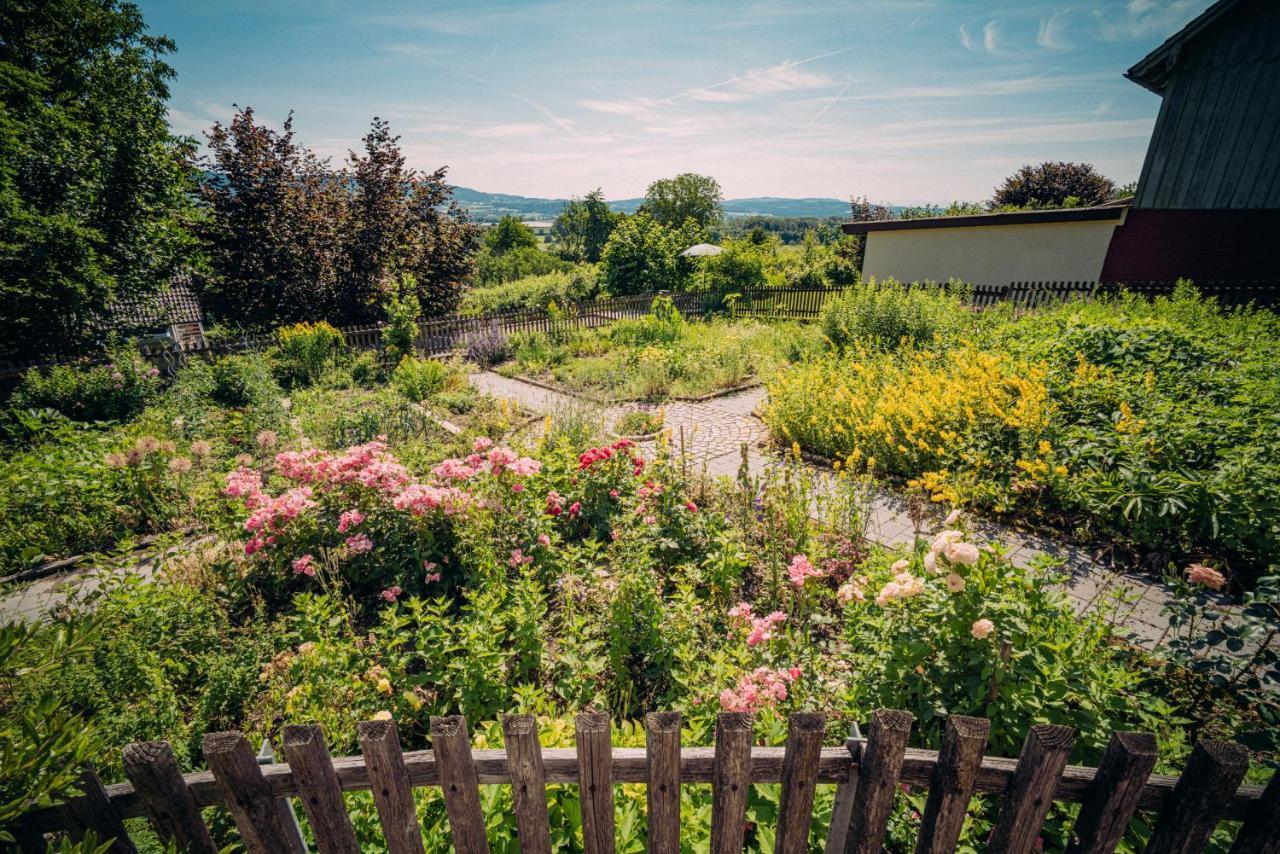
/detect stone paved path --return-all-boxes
[470,371,1231,648]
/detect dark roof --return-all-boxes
[1125,0,1245,95]
[841,202,1128,234]
[107,274,203,330]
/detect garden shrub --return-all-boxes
[473,245,573,287]
[272,321,347,388]
[764,346,1053,509]
[381,288,421,367]
[459,267,599,316]
[819,278,971,352]
[10,343,161,423]
[391,357,458,402]
[208,353,280,408]
[463,322,511,368]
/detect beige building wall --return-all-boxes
[862,216,1124,286]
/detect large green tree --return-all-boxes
[552,188,618,262]
[992,162,1116,209]
[642,173,723,231]
[600,212,701,295]
[0,0,196,358]
[483,215,538,255]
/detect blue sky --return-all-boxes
[141,0,1213,204]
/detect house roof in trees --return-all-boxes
[108,273,203,331]
[841,201,1129,234]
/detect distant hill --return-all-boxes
[452,186,850,222]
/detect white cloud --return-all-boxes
[1098,0,1201,41]
[959,23,977,51]
[1037,12,1071,49]
[982,20,1001,54]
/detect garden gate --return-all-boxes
[15,708,1279,853]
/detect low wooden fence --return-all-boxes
[730,280,1280,319]
[4,280,1277,393]
[16,709,1278,853]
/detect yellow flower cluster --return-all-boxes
[764,346,1055,507]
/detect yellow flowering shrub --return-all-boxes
[763,346,1056,509]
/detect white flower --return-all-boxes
[971,618,995,639]
[930,529,964,554]
[945,573,965,593]
[890,558,910,573]
[943,541,980,566]
[944,508,964,526]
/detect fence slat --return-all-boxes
[988,725,1076,854]
[645,711,681,854]
[122,741,217,854]
[1231,768,1280,854]
[282,724,359,854]
[430,715,490,854]
[502,714,552,854]
[776,711,826,854]
[914,715,990,854]
[358,719,425,854]
[58,765,137,854]
[577,712,616,854]
[1147,739,1250,854]
[1065,731,1157,854]
[203,731,306,854]
[822,760,858,854]
[844,708,914,854]
[711,712,753,854]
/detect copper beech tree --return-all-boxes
[198,111,478,329]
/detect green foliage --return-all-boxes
[483,215,539,255]
[391,357,459,403]
[473,244,573,287]
[10,343,161,423]
[552,189,619,262]
[272,321,348,389]
[382,287,420,367]
[600,212,700,295]
[694,239,767,293]
[819,278,971,352]
[459,267,599,316]
[0,616,103,840]
[0,0,196,359]
[642,173,724,230]
[992,161,1117,209]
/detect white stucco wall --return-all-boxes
[861,217,1124,286]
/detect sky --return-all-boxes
[140,0,1215,204]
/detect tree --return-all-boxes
[642,173,723,230]
[600,212,701,295]
[346,118,415,320]
[696,239,767,293]
[992,161,1116,209]
[199,113,479,325]
[484,215,538,255]
[552,188,618,262]
[198,108,349,328]
[404,166,481,317]
[0,0,196,358]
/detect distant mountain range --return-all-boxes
[451,186,851,222]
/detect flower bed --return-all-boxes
[4,303,1274,852]
[764,283,1280,587]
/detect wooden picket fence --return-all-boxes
[16,709,1279,853]
[4,280,1277,394]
